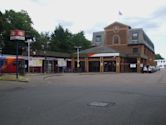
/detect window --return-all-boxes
[132,32,138,40]
[113,35,120,44]
[95,35,101,42]
[133,48,139,54]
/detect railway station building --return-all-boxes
[72,22,155,73]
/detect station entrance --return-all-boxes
[104,61,116,72]
[89,61,100,72]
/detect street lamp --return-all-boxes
[74,46,82,71]
[25,37,36,73]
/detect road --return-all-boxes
[0,71,166,125]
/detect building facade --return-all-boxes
[155,59,166,69]
[72,22,155,73]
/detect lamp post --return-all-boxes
[74,46,82,71]
[42,42,49,73]
[25,37,36,73]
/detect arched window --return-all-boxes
[112,35,120,44]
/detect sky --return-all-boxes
[1,0,166,58]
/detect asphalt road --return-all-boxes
[0,70,166,125]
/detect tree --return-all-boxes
[50,25,73,53]
[50,25,91,53]
[0,9,92,55]
[1,10,39,55]
[32,32,51,51]
[155,54,164,60]
[71,31,91,52]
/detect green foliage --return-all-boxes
[50,25,73,53]
[0,10,39,55]
[155,54,164,60]
[0,10,91,55]
[50,25,91,53]
[71,31,91,51]
[31,32,50,51]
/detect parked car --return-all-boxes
[143,65,148,73]
[155,66,160,71]
[142,65,158,73]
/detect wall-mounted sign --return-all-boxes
[130,64,136,68]
[10,30,25,41]
[29,59,42,67]
[58,59,67,67]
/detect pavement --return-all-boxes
[0,70,166,125]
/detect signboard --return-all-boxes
[29,59,42,67]
[58,59,67,67]
[130,64,136,68]
[88,53,120,57]
[10,30,25,40]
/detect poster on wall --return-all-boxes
[58,59,67,67]
[29,59,42,67]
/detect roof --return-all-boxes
[74,46,127,57]
[23,50,71,58]
[104,21,131,29]
[79,46,118,54]
[128,28,155,52]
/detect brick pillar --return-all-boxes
[85,58,89,72]
[116,57,120,73]
[137,58,141,73]
[120,58,124,72]
[100,57,104,72]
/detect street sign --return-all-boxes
[10,30,25,41]
[10,29,25,79]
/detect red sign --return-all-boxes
[10,30,25,40]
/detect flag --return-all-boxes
[118,11,122,15]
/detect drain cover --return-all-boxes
[88,101,115,107]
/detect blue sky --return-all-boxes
[1,0,166,58]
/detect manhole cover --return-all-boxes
[88,101,116,107]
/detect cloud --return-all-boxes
[152,6,166,19]
[56,20,73,28]
[122,17,159,31]
[29,0,47,3]
[86,22,107,34]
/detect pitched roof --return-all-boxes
[23,50,71,58]
[79,46,118,54]
[104,21,131,29]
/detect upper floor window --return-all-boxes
[133,48,139,54]
[132,32,138,40]
[95,35,102,42]
[112,35,120,44]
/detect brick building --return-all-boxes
[72,22,155,73]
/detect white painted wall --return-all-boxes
[155,59,166,69]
